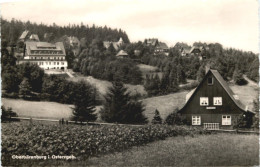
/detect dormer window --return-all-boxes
[208,77,213,85]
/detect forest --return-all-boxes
[1,18,259,97]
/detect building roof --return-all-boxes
[116,50,128,57]
[189,46,202,54]
[29,34,40,41]
[145,38,158,46]
[25,41,66,56]
[103,41,121,51]
[19,30,29,40]
[181,69,254,114]
[156,42,168,50]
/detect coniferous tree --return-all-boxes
[152,109,162,124]
[19,78,32,97]
[72,80,97,122]
[101,81,147,124]
[164,108,183,125]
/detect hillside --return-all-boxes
[67,75,147,97]
[2,78,257,122]
[142,91,188,122]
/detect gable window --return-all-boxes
[192,116,201,125]
[200,97,209,106]
[208,77,213,85]
[222,115,231,125]
[214,97,222,105]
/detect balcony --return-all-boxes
[203,123,219,130]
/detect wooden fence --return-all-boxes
[9,116,144,127]
[7,116,260,134]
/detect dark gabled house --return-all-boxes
[155,42,169,55]
[144,38,169,55]
[103,37,124,51]
[144,38,159,47]
[178,69,255,130]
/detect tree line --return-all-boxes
[1,18,130,46]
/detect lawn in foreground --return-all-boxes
[86,133,259,166]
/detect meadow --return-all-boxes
[86,133,259,166]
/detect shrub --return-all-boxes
[164,108,183,125]
[1,122,208,166]
[1,106,18,122]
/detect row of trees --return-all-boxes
[73,43,143,85]
[1,18,129,46]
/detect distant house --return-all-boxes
[155,42,169,55]
[103,37,124,51]
[180,47,191,56]
[144,38,159,47]
[17,41,67,70]
[144,38,169,55]
[116,50,128,58]
[178,69,255,130]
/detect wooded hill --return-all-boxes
[1,18,130,46]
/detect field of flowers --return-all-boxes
[1,121,209,166]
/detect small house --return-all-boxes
[178,69,255,130]
[116,50,128,58]
[103,37,124,51]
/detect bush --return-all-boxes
[1,106,18,122]
[164,109,183,125]
[1,122,209,166]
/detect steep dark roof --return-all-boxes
[145,38,158,46]
[189,46,202,54]
[180,69,254,114]
[156,42,168,50]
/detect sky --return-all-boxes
[0,0,259,53]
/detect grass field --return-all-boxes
[137,64,163,79]
[86,133,259,166]
[2,98,73,119]
[67,76,147,97]
[230,78,258,111]
[142,91,188,122]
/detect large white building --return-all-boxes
[18,41,68,70]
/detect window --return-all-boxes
[57,62,59,65]
[214,97,222,105]
[208,77,213,85]
[192,116,201,125]
[61,62,64,65]
[222,115,231,125]
[200,97,209,106]
[54,62,56,65]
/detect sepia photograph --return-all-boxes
[0,0,259,166]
